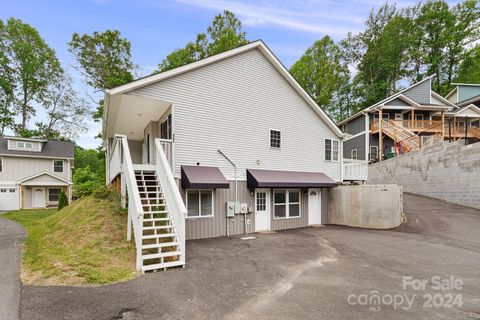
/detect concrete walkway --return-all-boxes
[0,216,26,320]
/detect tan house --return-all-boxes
[0,136,74,210]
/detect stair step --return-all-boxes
[141,197,165,201]
[142,251,181,260]
[141,260,185,272]
[142,233,176,240]
[143,210,169,214]
[142,242,179,249]
[143,217,172,222]
[143,225,172,230]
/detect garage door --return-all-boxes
[0,187,20,210]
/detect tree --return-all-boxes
[0,20,15,135]
[74,146,105,175]
[1,18,62,129]
[456,45,480,83]
[39,73,90,140]
[290,36,350,121]
[68,30,135,121]
[157,10,248,72]
[58,191,68,210]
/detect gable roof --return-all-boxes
[105,40,343,138]
[338,75,453,125]
[457,94,480,107]
[18,172,72,185]
[0,136,74,159]
[447,103,480,117]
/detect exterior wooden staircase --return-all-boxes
[379,120,420,153]
[135,168,184,272]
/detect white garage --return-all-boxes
[0,186,20,211]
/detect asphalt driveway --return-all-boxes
[17,194,480,319]
[0,216,26,320]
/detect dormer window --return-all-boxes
[16,141,33,149]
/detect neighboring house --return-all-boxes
[0,136,74,211]
[103,41,345,272]
[339,76,480,165]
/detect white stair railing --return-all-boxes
[154,138,187,265]
[111,134,145,271]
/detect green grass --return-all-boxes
[3,196,136,286]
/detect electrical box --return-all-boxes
[226,201,235,217]
[240,203,248,214]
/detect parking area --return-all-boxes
[19,193,480,319]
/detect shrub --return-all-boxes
[73,166,102,198]
[58,191,69,210]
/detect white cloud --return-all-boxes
[170,0,366,36]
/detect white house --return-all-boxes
[0,136,74,210]
[103,40,345,272]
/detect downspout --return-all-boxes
[217,149,246,235]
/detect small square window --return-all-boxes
[270,130,281,148]
[17,142,25,148]
[187,190,214,217]
[25,142,33,149]
[54,160,64,173]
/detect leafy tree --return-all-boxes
[73,165,100,197]
[157,10,248,72]
[68,30,135,121]
[1,18,62,129]
[290,36,350,121]
[39,73,90,140]
[74,146,105,174]
[0,20,15,135]
[456,45,480,83]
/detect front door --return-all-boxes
[32,187,46,208]
[255,189,270,232]
[308,188,322,225]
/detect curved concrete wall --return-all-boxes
[327,185,403,229]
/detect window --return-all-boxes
[270,130,281,148]
[369,146,378,161]
[256,192,266,211]
[48,188,61,202]
[0,157,2,172]
[186,190,213,217]
[351,149,358,160]
[325,139,339,162]
[9,189,16,193]
[273,189,300,219]
[15,141,33,149]
[54,160,64,173]
[0,189,6,193]
[160,114,172,140]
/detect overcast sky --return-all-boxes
[2,0,461,149]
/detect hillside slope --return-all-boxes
[3,196,136,286]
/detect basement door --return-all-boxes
[308,188,322,225]
[32,187,46,208]
[255,189,270,232]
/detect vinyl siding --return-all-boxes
[385,98,411,106]
[344,115,365,135]
[0,156,71,182]
[182,180,255,240]
[458,85,480,103]
[403,79,431,104]
[271,190,308,230]
[132,48,341,182]
[343,134,366,160]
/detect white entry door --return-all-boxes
[32,187,46,208]
[308,188,322,225]
[255,189,270,232]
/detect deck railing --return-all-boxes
[343,159,368,181]
[158,138,173,171]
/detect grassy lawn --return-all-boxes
[3,196,136,286]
